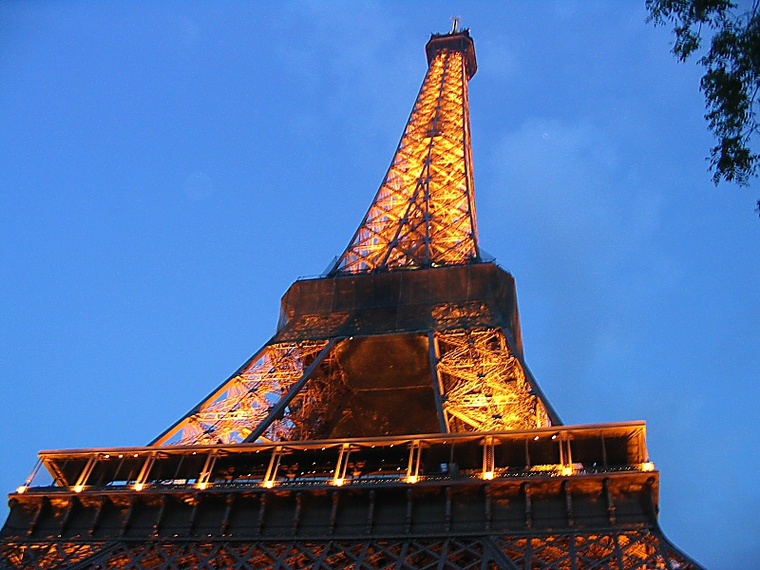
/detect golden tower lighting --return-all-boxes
[0,27,704,570]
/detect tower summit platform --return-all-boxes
[426,28,477,79]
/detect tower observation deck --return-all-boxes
[0,27,704,569]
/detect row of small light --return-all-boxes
[14,463,656,494]
[15,435,657,494]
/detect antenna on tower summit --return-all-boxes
[451,16,461,33]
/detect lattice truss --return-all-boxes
[435,328,552,432]
[157,340,344,446]
[335,46,479,274]
[157,326,550,446]
[0,531,703,569]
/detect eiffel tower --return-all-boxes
[1,27,705,569]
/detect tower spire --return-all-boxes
[331,29,480,275]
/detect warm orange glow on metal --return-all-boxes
[23,422,650,497]
[436,328,551,431]
[153,37,550,449]
[332,443,351,487]
[157,340,330,445]
[405,440,423,484]
[18,458,43,495]
[158,324,552,446]
[335,47,479,274]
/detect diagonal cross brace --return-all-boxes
[242,338,339,443]
[149,344,271,446]
[428,331,449,433]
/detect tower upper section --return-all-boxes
[331,29,481,275]
[150,28,560,448]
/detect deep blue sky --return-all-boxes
[1,3,758,568]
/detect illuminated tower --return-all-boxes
[1,27,704,569]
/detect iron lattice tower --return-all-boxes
[1,29,704,569]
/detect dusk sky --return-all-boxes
[1,3,758,568]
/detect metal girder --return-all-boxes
[332,42,480,274]
[156,324,554,447]
[434,328,553,433]
[1,531,703,569]
[243,339,338,443]
[428,331,450,433]
[16,422,654,495]
[154,340,333,446]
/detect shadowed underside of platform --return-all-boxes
[1,474,698,570]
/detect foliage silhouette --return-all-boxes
[647,0,759,214]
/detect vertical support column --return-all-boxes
[333,443,351,486]
[197,450,218,490]
[525,524,534,567]
[405,488,414,534]
[263,447,283,488]
[89,498,106,536]
[16,458,43,494]
[569,521,578,570]
[444,486,453,532]
[58,497,76,537]
[73,456,98,492]
[27,497,48,537]
[221,494,234,535]
[329,490,340,534]
[120,501,135,537]
[428,332,449,432]
[292,492,303,535]
[256,494,267,535]
[484,485,492,531]
[171,454,186,481]
[647,477,659,518]
[406,440,423,483]
[482,436,495,479]
[604,478,616,524]
[524,438,532,469]
[153,495,167,536]
[133,454,156,491]
[522,482,532,529]
[188,499,200,534]
[560,435,575,475]
[563,480,574,527]
[366,489,376,534]
[637,425,649,463]
[565,437,574,467]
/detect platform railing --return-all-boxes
[14,422,652,496]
